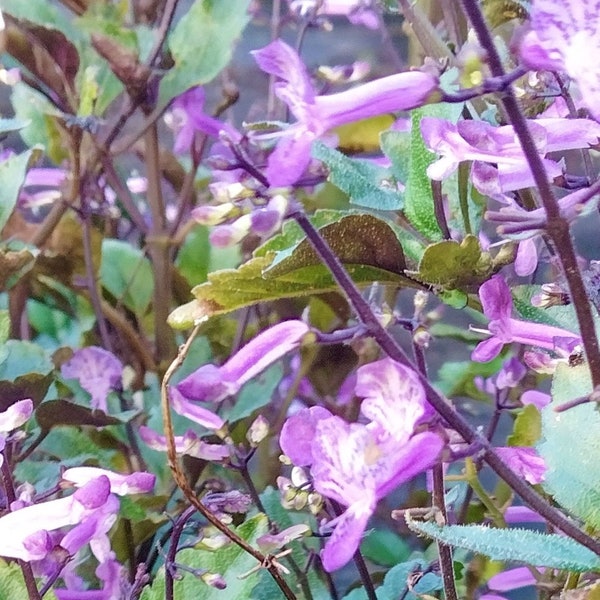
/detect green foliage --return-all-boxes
[159,0,251,105]
[0,560,57,600]
[140,514,269,600]
[312,142,403,210]
[407,520,600,572]
[538,363,600,529]
[0,148,41,234]
[409,235,493,289]
[223,363,283,424]
[176,224,212,286]
[361,529,411,567]
[341,559,442,600]
[507,404,541,447]
[100,239,154,316]
[170,214,419,328]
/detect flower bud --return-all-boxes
[246,414,269,446]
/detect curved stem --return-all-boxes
[160,327,297,599]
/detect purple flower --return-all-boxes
[0,476,112,561]
[252,39,439,186]
[279,406,333,466]
[495,447,546,484]
[471,275,580,362]
[520,0,600,120]
[287,0,380,29]
[165,86,240,154]
[61,347,123,412]
[421,116,600,194]
[177,320,310,401]
[139,426,230,461]
[62,467,156,496]
[290,358,443,571]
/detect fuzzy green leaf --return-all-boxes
[538,363,600,529]
[312,142,403,210]
[409,234,493,289]
[408,520,600,572]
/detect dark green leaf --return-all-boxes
[35,399,122,431]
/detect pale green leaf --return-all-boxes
[407,520,600,572]
[312,142,403,210]
[538,363,600,529]
[159,0,250,105]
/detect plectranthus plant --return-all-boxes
[2,0,600,598]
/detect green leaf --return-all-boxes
[312,142,403,210]
[140,514,269,600]
[507,404,541,447]
[169,256,413,329]
[257,488,327,600]
[159,0,250,105]
[382,103,463,241]
[407,520,600,572]
[538,363,600,529]
[100,239,154,315]
[0,560,57,600]
[223,364,283,424]
[10,84,66,161]
[341,558,442,600]
[409,234,493,289]
[361,529,410,567]
[0,118,30,135]
[176,224,211,286]
[0,311,9,346]
[512,285,580,331]
[0,340,54,409]
[0,148,40,234]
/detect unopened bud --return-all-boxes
[192,203,235,225]
[201,572,227,589]
[246,415,269,446]
[413,326,431,349]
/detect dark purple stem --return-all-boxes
[165,505,197,600]
[290,210,600,556]
[459,0,600,389]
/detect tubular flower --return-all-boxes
[176,320,311,402]
[471,275,580,362]
[251,39,439,186]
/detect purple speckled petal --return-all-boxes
[495,447,546,484]
[280,406,333,466]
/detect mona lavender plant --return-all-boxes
[4,0,600,599]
